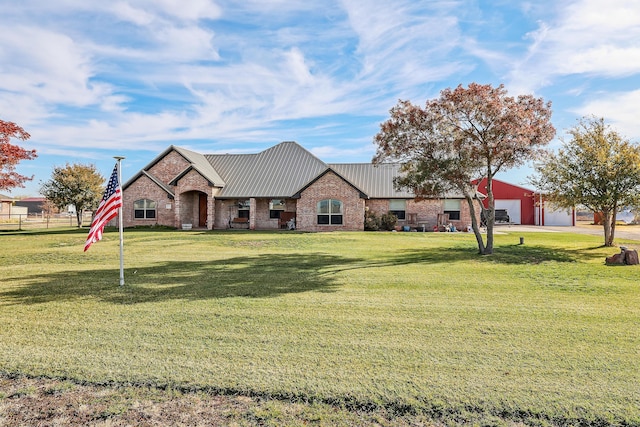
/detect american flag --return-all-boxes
[84,164,122,251]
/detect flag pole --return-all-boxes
[114,156,125,286]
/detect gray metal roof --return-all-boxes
[125,141,468,200]
[173,146,225,187]
[328,163,415,198]
[206,141,329,198]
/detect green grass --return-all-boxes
[1,228,639,426]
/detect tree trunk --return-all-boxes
[483,175,495,255]
[602,209,613,247]
[608,209,618,247]
[465,195,486,254]
[76,209,83,228]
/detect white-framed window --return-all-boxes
[444,199,461,221]
[238,199,250,218]
[269,199,285,219]
[389,199,406,220]
[134,199,157,219]
[317,199,343,225]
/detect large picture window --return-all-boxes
[134,199,156,219]
[443,199,461,221]
[389,199,406,220]
[317,199,343,225]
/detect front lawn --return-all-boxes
[1,228,638,426]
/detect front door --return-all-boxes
[199,194,207,227]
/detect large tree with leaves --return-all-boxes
[40,163,105,227]
[530,117,640,247]
[373,83,555,254]
[1,119,37,191]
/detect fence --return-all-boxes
[0,212,94,231]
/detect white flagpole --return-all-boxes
[114,156,125,286]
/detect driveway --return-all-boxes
[494,221,640,242]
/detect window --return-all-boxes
[317,199,343,225]
[389,199,406,220]
[134,199,157,219]
[238,200,250,218]
[443,199,461,221]
[269,199,285,219]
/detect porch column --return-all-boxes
[249,198,256,230]
[174,192,181,228]
[208,193,214,230]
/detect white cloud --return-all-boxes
[340,0,464,90]
[0,26,105,107]
[573,90,640,139]
[153,0,222,21]
[508,0,640,93]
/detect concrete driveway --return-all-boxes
[494,221,640,242]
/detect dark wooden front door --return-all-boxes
[199,194,207,227]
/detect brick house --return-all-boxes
[121,141,476,232]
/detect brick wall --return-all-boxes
[364,197,479,231]
[148,151,190,182]
[122,175,175,227]
[297,172,364,231]
[365,199,389,215]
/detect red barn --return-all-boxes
[475,178,536,225]
[475,178,575,226]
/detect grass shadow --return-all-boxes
[0,253,359,306]
[379,243,580,266]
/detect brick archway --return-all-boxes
[178,190,208,229]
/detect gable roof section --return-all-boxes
[171,146,225,187]
[143,171,175,198]
[207,141,329,198]
[122,145,225,191]
[292,168,369,199]
[328,163,415,198]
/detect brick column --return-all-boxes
[249,198,256,230]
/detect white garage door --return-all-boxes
[544,204,574,226]
[495,200,521,224]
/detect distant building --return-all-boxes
[0,194,27,219]
[15,197,46,215]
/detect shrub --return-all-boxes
[380,213,398,231]
[364,211,381,231]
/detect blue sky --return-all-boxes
[2,0,640,196]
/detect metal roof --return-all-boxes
[328,163,415,199]
[125,141,468,200]
[172,146,225,187]
[206,141,329,198]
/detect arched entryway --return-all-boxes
[179,190,209,229]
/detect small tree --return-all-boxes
[40,163,105,227]
[530,117,640,247]
[374,83,555,254]
[0,119,37,191]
